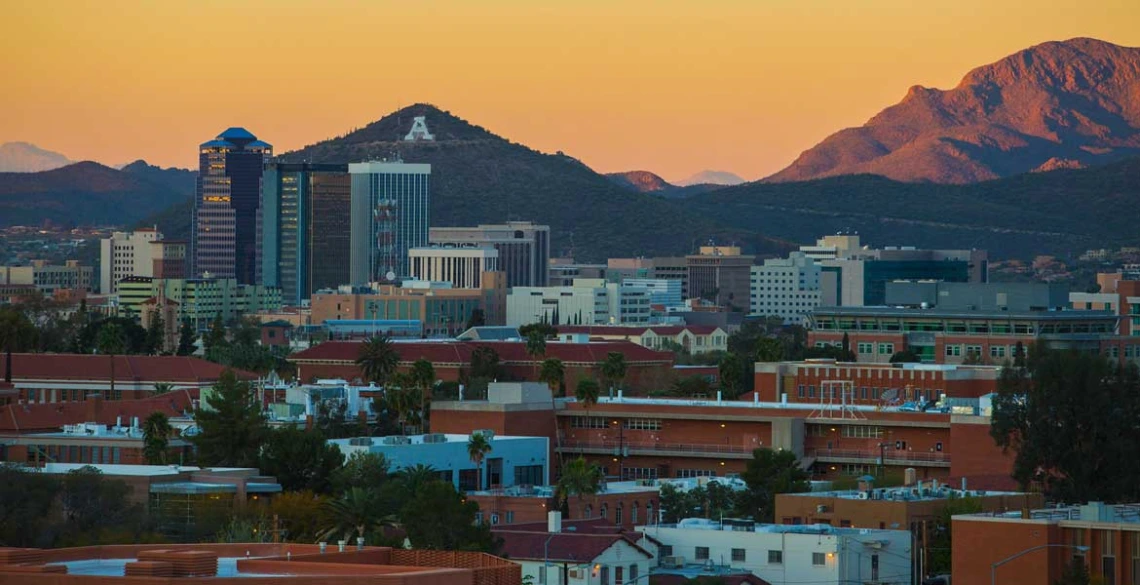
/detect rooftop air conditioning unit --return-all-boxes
[423,433,448,444]
[382,436,411,446]
[568,568,586,580]
[661,556,685,569]
[348,437,373,447]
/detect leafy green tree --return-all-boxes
[320,487,397,544]
[60,466,134,536]
[176,318,197,356]
[334,452,391,494]
[659,483,703,523]
[97,322,126,396]
[519,322,557,340]
[470,346,502,379]
[538,358,565,397]
[717,352,748,399]
[259,427,345,494]
[661,375,714,398]
[524,331,547,380]
[736,448,810,522]
[385,373,420,434]
[0,464,61,547]
[357,334,400,385]
[926,496,983,575]
[754,337,784,362]
[191,369,267,467]
[467,433,493,490]
[0,307,37,382]
[1054,558,1092,585]
[269,490,328,543]
[890,349,922,363]
[141,411,172,465]
[203,314,227,354]
[395,464,441,494]
[555,457,603,505]
[401,480,498,552]
[991,347,1140,502]
[600,352,627,393]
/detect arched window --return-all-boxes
[585,504,593,518]
[615,504,623,525]
[601,503,608,519]
[647,502,655,524]
[631,501,639,525]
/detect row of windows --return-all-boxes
[570,416,609,429]
[799,385,936,402]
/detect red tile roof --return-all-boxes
[557,325,721,337]
[492,531,651,563]
[0,354,255,383]
[290,340,674,365]
[0,389,198,434]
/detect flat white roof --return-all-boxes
[38,463,253,476]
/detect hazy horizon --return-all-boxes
[3,0,1139,181]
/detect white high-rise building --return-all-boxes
[749,252,822,324]
[100,228,160,294]
[349,161,431,285]
[408,245,499,289]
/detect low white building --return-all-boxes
[408,244,500,289]
[638,518,911,585]
[507,278,650,326]
[497,513,655,585]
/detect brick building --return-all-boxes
[289,340,675,392]
[753,359,1000,406]
[0,353,254,403]
[432,373,1015,484]
[467,481,661,529]
[0,543,520,585]
[953,501,1140,585]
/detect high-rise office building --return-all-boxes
[430,222,550,287]
[261,163,351,305]
[686,246,755,311]
[348,161,431,285]
[192,128,272,284]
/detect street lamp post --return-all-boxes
[991,544,1089,585]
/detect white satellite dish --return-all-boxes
[386,271,397,281]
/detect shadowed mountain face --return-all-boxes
[768,38,1140,184]
[0,161,194,228]
[280,103,790,260]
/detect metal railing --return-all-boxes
[807,448,950,464]
[558,439,752,455]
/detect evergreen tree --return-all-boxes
[259,427,345,494]
[191,370,267,467]
[203,314,227,354]
[145,310,165,355]
[176,319,197,356]
[736,448,810,522]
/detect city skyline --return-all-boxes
[2,0,1139,181]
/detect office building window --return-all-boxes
[857,342,873,354]
[768,550,783,564]
[877,343,894,355]
[732,549,746,562]
[945,345,962,357]
[695,547,709,560]
[990,346,1006,358]
[812,553,826,566]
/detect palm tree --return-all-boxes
[152,382,174,396]
[411,358,435,432]
[575,378,601,423]
[538,358,565,397]
[538,357,567,468]
[141,411,172,464]
[395,463,440,493]
[467,433,493,491]
[356,334,400,386]
[319,487,395,544]
[555,457,604,508]
[97,322,126,398]
[524,331,547,380]
[600,352,627,394]
[385,373,417,435]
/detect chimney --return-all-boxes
[548,510,562,533]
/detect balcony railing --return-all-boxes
[558,439,753,457]
[807,448,950,465]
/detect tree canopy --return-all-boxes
[737,448,811,522]
[259,426,345,494]
[991,346,1140,502]
[191,369,267,467]
[357,334,400,385]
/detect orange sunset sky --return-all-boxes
[3,0,1139,181]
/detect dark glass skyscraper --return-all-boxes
[261,163,351,305]
[192,128,271,284]
[348,161,431,285]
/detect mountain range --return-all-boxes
[0,142,73,172]
[0,161,194,229]
[603,170,728,198]
[768,37,1140,183]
